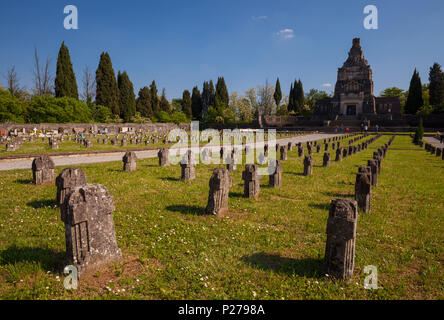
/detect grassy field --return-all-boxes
[0,135,442,300]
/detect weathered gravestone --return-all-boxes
[242,164,260,198]
[180,150,196,181]
[280,145,288,160]
[61,184,122,277]
[121,139,127,147]
[298,145,304,157]
[269,159,283,187]
[32,155,55,185]
[205,168,231,215]
[355,173,371,213]
[436,148,442,157]
[158,148,169,166]
[123,151,137,172]
[303,155,313,176]
[358,166,372,185]
[335,147,343,161]
[56,167,87,206]
[226,150,237,171]
[323,198,358,280]
[323,152,331,167]
[316,144,321,153]
[367,160,378,186]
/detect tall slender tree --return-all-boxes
[182,90,192,119]
[150,80,160,115]
[55,42,78,99]
[405,69,423,114]
[295,79,305,114]
[191,86,203,120]
[215,77,229,107]
[95,52,120,115]
[209,80,216,108]
[136,86,153,118]
[160,88,170,113]
[288,82,294,112]
[117,71,136,122]
[429,63,444,107]
[274,77,282,107]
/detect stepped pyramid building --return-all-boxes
[314,38,401,120]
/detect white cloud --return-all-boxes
[322,83,332,88]
[252,15,268,21]
[276,29,294,39]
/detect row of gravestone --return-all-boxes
[424,143,444,160]
[31,155,121,278]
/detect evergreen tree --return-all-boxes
[209,80,216,108]
[150,80,160,115]
[117,71,136,122]
[215,77,229,107]
[414,117,424,143]
[55,42,78,99]
[429,63,444,107]
[191,86,203,120]
[95,52,120,115]
[182,90,192,119]
[201,81,210,119]
[288,82,294,112]
[405,69,423,114]
[274,77,282,107]
[136,86,153,118]
[295,79,305,114]
[160,88,170,113]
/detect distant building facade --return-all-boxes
[314,38,401,120]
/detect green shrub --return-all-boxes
[0,89,27,123]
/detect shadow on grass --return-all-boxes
[14,179,33,185]
[160,177,180,182]
[229,192,244,198]
[27,199,58,209]
[241,252,323,278]
[107,168,122,173]
[0,245,66,272]
[322,191,354,198]
[308,203,330,210]
[286,172,305,177]
[143,164,159,168]
[166,204,204,215]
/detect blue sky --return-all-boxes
[1,0,443,99]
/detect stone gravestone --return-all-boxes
[6,143,15,151]
[242,164,260,198]
[226,151,237,171]
[316,144,321,153]
[323,198,358,280]
[56,167,87,206]
[335,148,343,162]
[358,166,372,185]
[287,142,293,151]
[50,139,58,150]
[280,145,288,161]
[180,150,196,181]
[269,159,283,187]
[436,148,442,157]
[205,168,231,215]
[158,148,169,166]
[121,139,127,147]
[367,160,378,186]
[32,155,55,185]
[323,152,331,167]
[303,155,313,176]
[298,145,304,157]
[355,173,371,213]
[123,151,137,172]
[61,184,122,277]
[325,143,329,151]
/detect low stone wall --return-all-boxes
[0,122,190,135]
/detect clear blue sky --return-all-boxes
[1,0,443,99]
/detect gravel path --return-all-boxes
[0,133,343,171]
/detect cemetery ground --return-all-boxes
[0,135,442,300]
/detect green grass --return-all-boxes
[0,135,442,299]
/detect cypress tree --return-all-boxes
[136,86,153,118]
[201,81,209,119]
[150,80,160,115]
[191,86,203,120]
[96,52,120,115]
[117,71,136,122]
[295,79,305,114]
[182,90,192,119]
[215,77,229,107]
[209,80,216,108]
[55,42,78,99]
[160,88,170,113]
[414,117,424,143]
[288,83,294,112]
[429,63,444,107]
[405,69,423,114]
[274,78,282,107]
